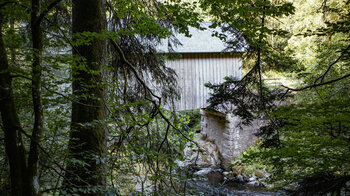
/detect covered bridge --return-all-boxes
[159,24,259,168]
[158,23,243,111]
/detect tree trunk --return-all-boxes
[0,13,28,196]
[64,0,107,194]
[27,0,44,195]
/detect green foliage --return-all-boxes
[0,0,203,195]
[1,0,347,194]
[204,0,350,194]
[242,96,350,192]
[178,109,201,132]
[107,104,195,194]
[200,0,296,72]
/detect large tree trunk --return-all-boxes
[0,14,28,196]
[64,0,107,194]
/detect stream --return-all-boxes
[183,177,275,196]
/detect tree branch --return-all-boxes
[0,1,16,8]
[42,85,101,108]
[281,73,350,92]
[282,44,350,92]
[314,45,350,84]
[38,0,63,23]
[18,129,91,187]
[110,38,200,147]
[11,74,32,80]
[110,38,162,102]
[0,1,28,10]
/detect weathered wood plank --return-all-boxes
[166,53,242,111]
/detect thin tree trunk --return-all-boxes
[0,13,28,196]
[64,0,107,194]
[27,0,44,195]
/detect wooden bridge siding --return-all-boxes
[166,53,242,111]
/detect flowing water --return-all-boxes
[183,177,276,196]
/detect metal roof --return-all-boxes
[157,22,245,53]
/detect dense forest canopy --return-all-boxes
[0,0,349,195]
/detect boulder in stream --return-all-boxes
[179,136,221,169]
[207,170,225,185]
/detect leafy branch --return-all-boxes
[282,44,350,92]
[109,38,199,147]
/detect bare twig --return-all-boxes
[18,129,91,187]
[282,45,350,92]
[110,39,162,102]
[157,124,170,152]
[110,38,200,147]
[42,84,102,108]
[281,73,350,91]
[314,45,350,84]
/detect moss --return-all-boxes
[178,109,201,132]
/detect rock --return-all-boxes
[231,166,245,176]
[247,180,260,186]
[175,160,187,168]
[181,138,221,169]
[264,182,274,189]
[201,110,260,168]
[207,170,224,185]
[194,168,214,176]
[223,171,236,179]
[235,174,245,182]
[248,176,257,182]
[255,169,268,179]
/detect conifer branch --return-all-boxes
[38,0,63,23]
